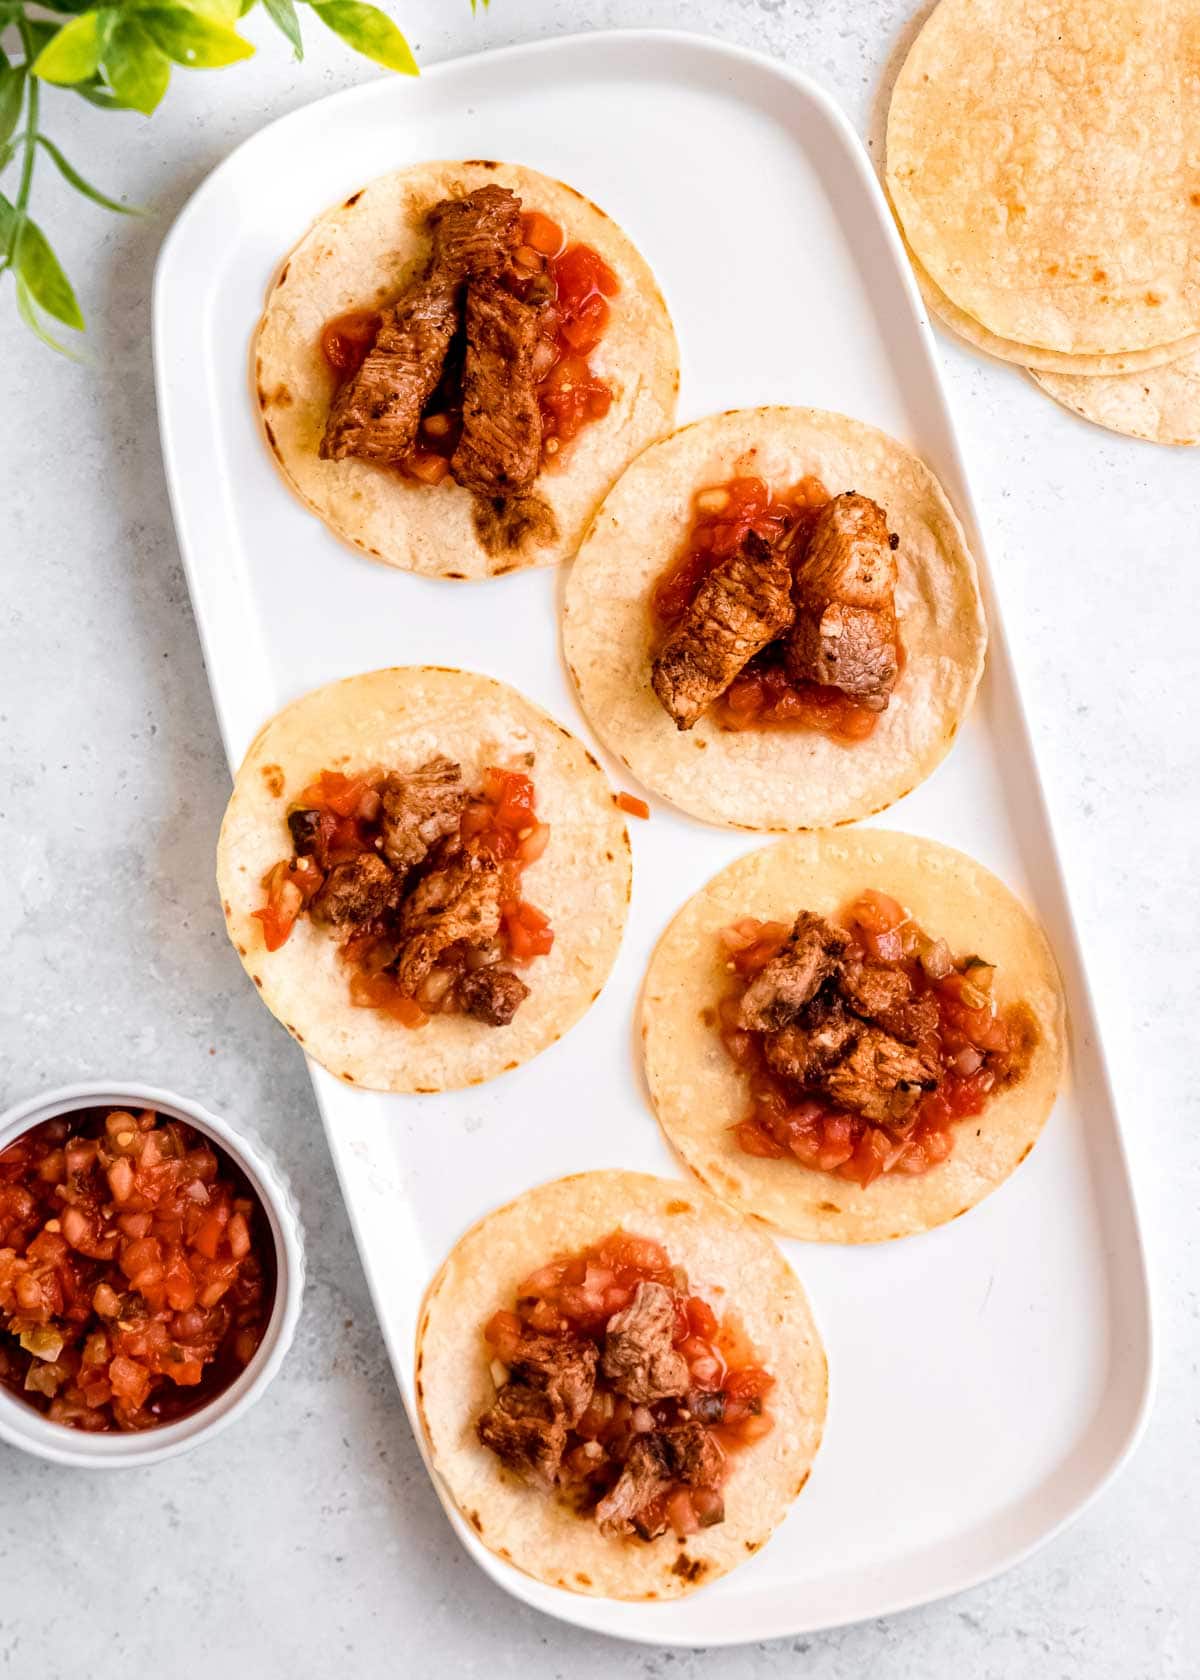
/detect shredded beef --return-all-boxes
[601,1282,689,1404]
[595,1424,725,1539]
[507,1332,597,1426]
[818,1025,939,1127]
[457,966,529,1026]
[476,1383,567,1486]
[651,531,796,730]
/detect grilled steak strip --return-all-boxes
[651,531,796,731]
[320,185,522,464]
[450,279,545,496]
[600,1281,689,1405]
[784,492,900,711]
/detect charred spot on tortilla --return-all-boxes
[260,763,285,797]
[343,190,363,208]
[471,491,558,557]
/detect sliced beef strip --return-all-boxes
[651,531,796,731]
[601,1282,689,1405]
[476,1383,567,1487]
[450,279,544,496]
[595,1423,725,1539]
[817,1024,940,1128]
[785,491,900,711]
[320,186,521,464]
[762,995,858,1086]
[737,912,850,1032]
[840,956,940,1046]
[309,853,404,934]
[457,966,529,1027]
[393,849,502,992]
[507,1332,597,1426]
[377,756,466,874]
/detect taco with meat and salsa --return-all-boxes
[563,406,987,828]
[641,831,1066,1242]
[255,160,679,580]
[216,668,631,1092]
[416,1170,826,1600]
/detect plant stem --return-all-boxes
[15,16,39,216]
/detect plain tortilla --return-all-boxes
[641,831,1066,1243]
[886,0,1200,355]
[254,160,679,580]
[216,668,631,1092]
[562,407,987,830]
[1030,349,1200,447]
[416,1170,827,1600]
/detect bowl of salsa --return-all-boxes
[0,1082,304,1466]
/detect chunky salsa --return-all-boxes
[650,476,900,742]
[720,891,1037,1188]
[477,1230,773,1542]
[255,759,554,1031]
[321,209,618,485]
[0,1107,274,1432]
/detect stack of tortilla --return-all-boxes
[885,0,1200,447]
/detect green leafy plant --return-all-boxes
[0,0,421,353]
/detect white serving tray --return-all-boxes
[154,30,1153,1646]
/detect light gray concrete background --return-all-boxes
[2,1,1195,1673]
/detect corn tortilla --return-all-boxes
[1031,349,1200,446]
[642,831,1066,1243]
[217,668,631,1092]
[416,1171,827,1600]
[562,407,986,830]
[254,160,679,580]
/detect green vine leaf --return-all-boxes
[263,0,303,60]
[32,13,104,86]
[0,64,26,149]
[14,215,84,330]
[36,134,144,214]
[15,273,85,357]
[101,17,172,112]
[134,7,256,70]
[308,2,417,75]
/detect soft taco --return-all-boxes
[416,1171,826,1600]
[562,407,986,829]
[255,160,679,580]
[216,668,631,1092]
[642,831,1065,1242]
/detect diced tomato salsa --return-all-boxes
[650,475,891,744]
[0,1108,274,1432]
[721,893,1035,1188]
[255,764,554,1029]
[318,207,618,482]
[484,1230,774,1539]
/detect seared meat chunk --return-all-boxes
[596,1424,725,1539]
[476,1383,566,1486]
[320,278,459,463]
[601,1282,689,1404]
[507,1332,597,1426]
[428,185,521,283]
[309,853,403,933]
[840,956,939,1046]
[785,492,900,711]
[451,279,544,496]
[378,756,466,874]
[457,965,530,1026]
[394,850,502,991]
[287,808,321,856]
[762,996,858,1086]
[651,532,795,730]
[320,186,521,464]
[738,912,850,1032]
[819,1025,939,1128]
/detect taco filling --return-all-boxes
[476,1230,775,1542]
[319,185,618,495]
[253,759,554,1030]
[650,476,903,742]
[718,891,1038,1185]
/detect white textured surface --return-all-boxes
[0,1,1194,1673]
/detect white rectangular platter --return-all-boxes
[154,30,1153,1647]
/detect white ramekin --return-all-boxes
[0,1081,305,1468]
